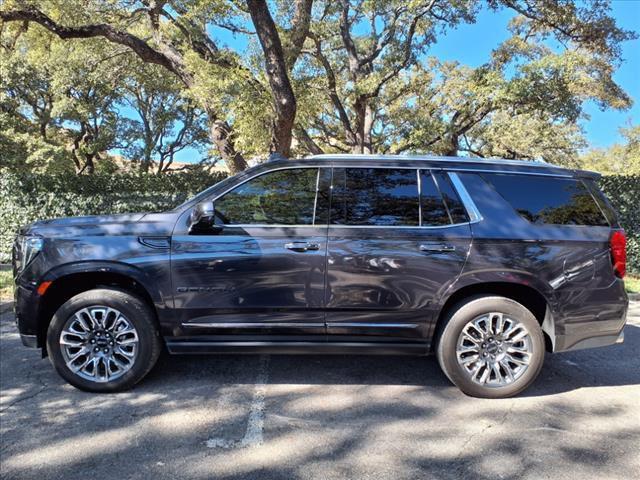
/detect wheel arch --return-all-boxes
[35,262,162,354]
[432,280,554,352]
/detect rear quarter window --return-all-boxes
[481,173,608,227]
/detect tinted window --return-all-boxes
[420,172,450,226]
[433,172,468,224]
[216,168,319,225]
[331,168,419,226]
[482,173,608,226]
[586,179,620,228]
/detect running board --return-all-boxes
[165,341,430,356]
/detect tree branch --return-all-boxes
[308,33,356,144]
[0,8,191,85]
[286,0,314,69]
[295,126,324,155]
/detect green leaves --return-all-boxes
[0,171,227,262]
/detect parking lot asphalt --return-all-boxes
[1,302,639,480]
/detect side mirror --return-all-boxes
[188,201,222,234]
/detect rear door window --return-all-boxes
[481,173,608,226]
[432,172,469,224]
[330,168,419,226]
[420,172,452,226]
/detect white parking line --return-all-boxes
[206,355,270,449]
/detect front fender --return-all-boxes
[40,260,165,305]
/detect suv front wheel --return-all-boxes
[47,288,162,392]
[436,295,545,398]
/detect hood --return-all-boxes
[19,212,179,238]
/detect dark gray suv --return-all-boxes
[12,155,629,398]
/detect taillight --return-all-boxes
[610,230,626,278]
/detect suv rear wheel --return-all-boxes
[46,288,162,392]
[436,295,545,398]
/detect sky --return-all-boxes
[146,0,640,163]
[427,0,640,149]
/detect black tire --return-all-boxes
[436,295,545,398]
[46,288,162,392]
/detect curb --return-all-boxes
[629,293,640,302]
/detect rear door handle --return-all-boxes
[285,242,320,252]
[419,243,456,253]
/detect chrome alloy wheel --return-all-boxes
[455,312,533,388]
[59,306,139,383]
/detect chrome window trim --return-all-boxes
[447,172,483,223]
[222,224,328,229]
[224,223,469,230]
[444,168,573,178]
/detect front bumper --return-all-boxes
[14,282,41,348]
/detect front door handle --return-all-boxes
[420,243,456,253]
[285,242,320,252]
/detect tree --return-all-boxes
[120,62,210,174]
[294,0,634,162]
[0,0,636,171]
[0,0,313,173]
[1,24,126,173]
[580,125,640,174]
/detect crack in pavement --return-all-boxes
[451,400,517,476]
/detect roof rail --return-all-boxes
[305,153,558,168]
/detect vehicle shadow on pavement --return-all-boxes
[1,309,639,480]
[142,321,640,396]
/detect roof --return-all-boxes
[259,153,599,179]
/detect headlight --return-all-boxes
[13,235,44,275]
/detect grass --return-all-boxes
[0,269,13,301]
[625,275,640,294]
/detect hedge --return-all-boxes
[599,175,640,274]
[0,171,226,263]
[1,172,638,274]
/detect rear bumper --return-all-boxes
[562,329,624,352]
[20,334,38,348]
[551,296,628,352]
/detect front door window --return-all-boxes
[215,168,320,225]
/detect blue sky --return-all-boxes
[150,1,640,163]
[428,0,640,149]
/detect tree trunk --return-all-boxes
[207,114,248,175]
[352,96,373,153]
[246,0,297,158]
